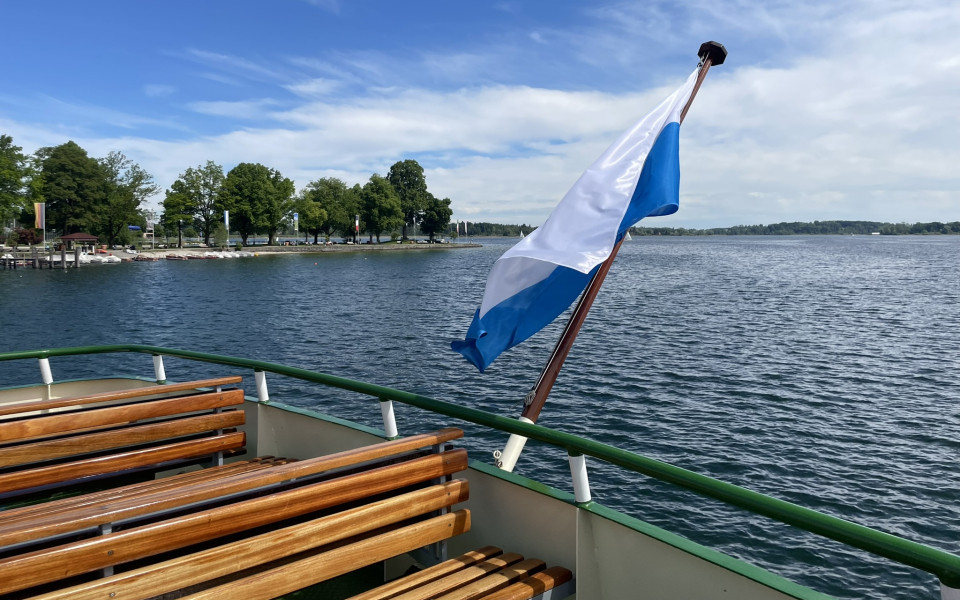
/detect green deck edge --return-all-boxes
[469,460,834,600]
[3,345,958,590]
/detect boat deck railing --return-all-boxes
[3,344,959,599]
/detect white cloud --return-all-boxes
[185,49,290,84]
[143,84,176,98]
[187,99,284,120]
[284,78,341,98]
[667,2,960,227]
[3,1,957,228]
[301,0,340,14]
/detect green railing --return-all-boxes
[3,344,959,592]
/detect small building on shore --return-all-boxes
[59,232,99,250]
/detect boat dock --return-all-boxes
[0,247,124,269]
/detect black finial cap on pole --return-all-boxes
[698,41,727,65]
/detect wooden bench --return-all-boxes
[0,378,571,599]
[0,376,247,499]
[0,376,472,598]
[346,547,573,600]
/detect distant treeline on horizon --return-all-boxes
[458,222,533,237]
[631,220,960,236]
[463,220,960,237]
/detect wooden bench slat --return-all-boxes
[0,389,244,443]
[0,449,467,594]
[0,377,244,418]
[177,510,472,600]
[0,459,285,544]
[378,554,525,600]
[26,481,470,600]
[0,411,245,468]
[474,567,574,600]
[0,458,279,523]
[0,432,245,496]
[0,430,461,547]
[435,559,546,600]
[348,546,505,600]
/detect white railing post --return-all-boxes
[568,453,592,503]
[152,355,166,383]
[38,357,54,403]
[38,357,53,385]
[494,417,534,472]
[254,370,269,403]
[379,399,399,438]
[942,583,960,600]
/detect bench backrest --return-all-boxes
[0,427,469,598]
[0,378,246,498]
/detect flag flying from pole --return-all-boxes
[34,202,45,229]
[451,68,699,372]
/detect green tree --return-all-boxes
[0,134,32,227]
[420,194,453,241]
[218,163,262,246]
[303,177,352,243]
[360,174,402,243]
[292,192,327,244]
[168,161,225,246]
[38,141,106,235]
[212,222,228,249]
[387,159,428,240]
[96,152,158,246]
[219,163,294,246]
[263,169,294,245]
[342,184,362,242]
[161,186,194,248]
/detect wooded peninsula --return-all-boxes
[467,220,960,237]
[1,134,453,249]
[630,220,960,236]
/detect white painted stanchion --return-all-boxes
[942,583,960,600]
[568,453,592,503]
[38,358,53,385]
[254,370,269,403]
[38,357,54,404]
[379,400,399,438]
[494,417,534,472]
[152,355,166,383]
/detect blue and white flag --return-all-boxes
[451,68,699,372]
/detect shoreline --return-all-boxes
[145,242,482,257]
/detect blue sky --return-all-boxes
[2,0,957,228]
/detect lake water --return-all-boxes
[1,235,958,599]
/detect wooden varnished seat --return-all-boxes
[0,377,473,599]
[0,377,570,599]
[346,547,573,600]
[0,377,246,498]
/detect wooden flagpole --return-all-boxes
[521,42,727,424]
[496,42,726,471]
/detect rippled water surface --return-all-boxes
[1,236,958,599]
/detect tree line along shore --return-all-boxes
[4,134,956,251]
[630,220,960,236]
[1,134,454,250]
[443,220,960,238]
